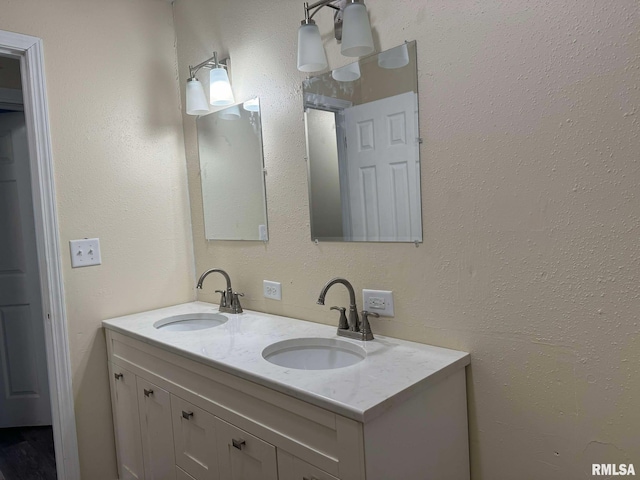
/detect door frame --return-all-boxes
[0,30,81,479]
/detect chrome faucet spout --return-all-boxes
[317,277,359,332]
[196,268,242,314]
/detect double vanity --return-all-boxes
[103,301,471,480]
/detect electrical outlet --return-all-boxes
[362,289,394,317]
[263,280,281,300]
[69,238,102,268]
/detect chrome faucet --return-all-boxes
[196,268,244,314]
[317,277,376,341]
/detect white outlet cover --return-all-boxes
[362,289,394,317]
[69,238,102,268]
[263,280,282,300]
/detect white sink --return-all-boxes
[262,338,366,370]
[153,313,227,332]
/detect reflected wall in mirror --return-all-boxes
[197,98,268,240]
[304,41,422,243]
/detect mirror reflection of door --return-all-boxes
[304,41,423,243]
[344,92,420,242]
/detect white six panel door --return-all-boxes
[343,92,421,242]
[137,378,176,480]
[0,112,51,428]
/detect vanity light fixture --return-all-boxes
[186,51,235,116]
[297,0,374,73]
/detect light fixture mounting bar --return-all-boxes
[188,51,230,79]
[305,0,340,21]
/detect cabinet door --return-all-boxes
[109,363,144,480]
[137,378,176,480]
[277,450,340,480]
[171,395,219,480]
[176,466,196,480]
[215,417,278,480]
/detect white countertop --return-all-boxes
[102,302,470,423]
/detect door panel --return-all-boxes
[215,417,277,480]
[278,450,340,480]
[109,364,144,480]
[137,378,176,480]
[0,112,51,427]
[344,92,420,242]
[171,395,219,480]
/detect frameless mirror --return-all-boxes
[303,41,421,243]
[197,98,268,241]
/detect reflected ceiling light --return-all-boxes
[297,0,374,73]
[242,97,260,112]
[378,42,409,69]
[332,61,361,82]
[186,51,235,116]
[218,104,241,121]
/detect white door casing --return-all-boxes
[0,111,52,427]
[0,29,80,479]
[343,92,421,242]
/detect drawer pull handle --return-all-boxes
[114,373,123,380]
[182,411,194,420]
[303,477,319,480]
[232,438,246,450]
[143,389,154,397]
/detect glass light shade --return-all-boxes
[242,98,260,112]
[332,62,361,82]
[217,104,241,121]
[378,43,410,69]
[209,67,235,106]
[186,79,209,116]
[341,2,374,57]
[297,23,328,72]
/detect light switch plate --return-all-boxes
[69,238,102,268]
[263,280,281,300]
[362,289,394,317]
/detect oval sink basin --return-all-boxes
[153,313,228,332]
[262,338,366,370]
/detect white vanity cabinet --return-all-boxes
[104,304,471,480]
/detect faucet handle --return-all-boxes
[214,290,228,307]
[231,292,244,314]
[360,310,379,339]
[330,306,349,330]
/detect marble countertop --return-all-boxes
[102,302,470,423]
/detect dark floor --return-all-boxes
[0,427,56,480]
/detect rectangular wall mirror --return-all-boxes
[303,41,422,243]
[197,98,268,241]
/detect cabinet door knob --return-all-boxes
[114,373,123,380]
[182,410,193,420]
[232,438,246,450]
[143,389,154,397]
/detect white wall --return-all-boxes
[0,1,194,478]
[174,0,640,478]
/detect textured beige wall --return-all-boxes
[0,1,194,478]
[175,0,640,478]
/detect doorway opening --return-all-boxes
[0,31,80,480]
[0,54,56,480]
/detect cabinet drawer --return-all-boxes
[171,395,219,480]
[215,417,278,480]
[278,450,340,480]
